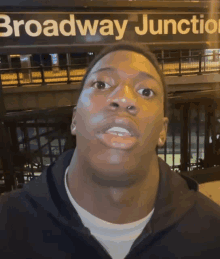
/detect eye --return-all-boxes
[137,88,155,98]
[92,81,111,90]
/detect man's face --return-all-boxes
[73,50,168,182]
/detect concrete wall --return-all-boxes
[2,73,220,111]
[3,83,81,110]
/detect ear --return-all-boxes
[70,106,77,136]
[157,117,169,148]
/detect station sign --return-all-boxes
[0,12,220,49]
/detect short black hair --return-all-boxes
[80,41,169,117]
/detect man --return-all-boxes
[0,42,220,259]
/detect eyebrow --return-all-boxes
[91,67,115,74]
[92,67,161,85]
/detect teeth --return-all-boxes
[106,127,130,134]
[109,132,118,135]
[108,132,129,136]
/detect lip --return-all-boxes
[95,116,139,150]
[95,117,140,137]
[96,133,138,150]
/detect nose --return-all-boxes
[107,84,139,115]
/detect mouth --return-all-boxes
[95,118,139,150]
[105,126,132,137]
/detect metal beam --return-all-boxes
[0,0,211,10]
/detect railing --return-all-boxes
[1,53,220,88]
[158,53,220,76]
[0,106,75,193]
[0,64,86,87]
[1,96,220,194]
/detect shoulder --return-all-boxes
[0,189,27,216]
[195,191,220,217]
[177,191,220,236]
[0,189,29,242]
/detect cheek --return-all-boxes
[76,90,106,132]
[139,119,163,149]
[78,89,105,113]
[139,102,164,140]
[141,117,163,137]
[77,89,92,109]
[139,98,164,122]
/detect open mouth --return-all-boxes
[96,126,138,150]
[105,126,132,137]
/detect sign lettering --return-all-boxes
[0,12,220,47]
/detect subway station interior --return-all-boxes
[0,0,220,205]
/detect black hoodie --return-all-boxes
[0,149,220,259]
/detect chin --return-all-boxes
[91,148,139,168]
[86,149,141,183]
[90,164,138,187]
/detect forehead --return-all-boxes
[88,50,162,85]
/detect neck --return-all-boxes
[67,149,160,224]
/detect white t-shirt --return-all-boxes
[64,166,154,259]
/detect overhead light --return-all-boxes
[10,55,20,57]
